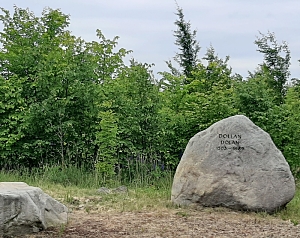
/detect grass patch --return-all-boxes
[276,184,300,225]
[1,165,300,225]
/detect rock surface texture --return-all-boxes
[0,182,68,236]
[171,115,295,213]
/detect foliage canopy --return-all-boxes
[0,6,300,180]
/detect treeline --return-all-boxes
[0,6,299,179]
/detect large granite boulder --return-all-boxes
[0,182,68,236]
[171,115,295,213]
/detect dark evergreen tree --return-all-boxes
[167,4,200,83]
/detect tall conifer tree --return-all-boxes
[167,4,200,83]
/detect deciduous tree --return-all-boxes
[254,31,291,104]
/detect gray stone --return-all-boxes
[111,185,128,194]
[97,187,111,194]
[171,115,295,214]
[0,182,68,236]
[97,186,128,194]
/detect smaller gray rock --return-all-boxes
[111,185,128,194]
[97,187,111,194]
[0,182,68,236]
[97,186,128,194]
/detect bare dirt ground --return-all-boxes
[26,209,300,238]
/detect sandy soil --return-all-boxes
[25,209,300,238]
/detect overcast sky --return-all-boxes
[1,0,300,79]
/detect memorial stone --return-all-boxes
[171,115,295,213]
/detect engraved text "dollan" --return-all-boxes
[219,134,241,139]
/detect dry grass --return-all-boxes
[2,168,300,237]
[26,207,300,238]
[20,185,300,238]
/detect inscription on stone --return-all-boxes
[216,133,244,151]
[171,115,295,214]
